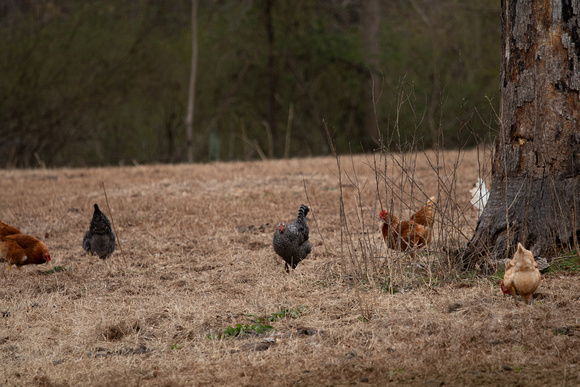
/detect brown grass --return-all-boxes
[0,148,579,386]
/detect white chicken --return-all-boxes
[469,178,489,216]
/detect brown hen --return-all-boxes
[0,221,51,271]
[379,196,436,252]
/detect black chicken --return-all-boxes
[273,204,312,273]
[82,203,116,260]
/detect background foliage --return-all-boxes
[0,0,500,167]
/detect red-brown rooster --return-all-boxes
[0,221,51,271]
[379,196,436,252]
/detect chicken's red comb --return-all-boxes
[499,280,510,294]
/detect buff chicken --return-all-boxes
[379,196,436,252]
[0,221,51,271]
[500,243,541,306]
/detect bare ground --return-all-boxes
[0,148,579,386]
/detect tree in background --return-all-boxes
[186,0,198,162]
[460,0,580,266]
[0,0,500,167]
[264,0,278,158]
[362,0,381,145]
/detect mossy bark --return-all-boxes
[460,0,580,266]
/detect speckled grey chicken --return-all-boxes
[83,204,116,260]
[273,204,312,273]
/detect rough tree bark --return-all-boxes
[460,0,580,266]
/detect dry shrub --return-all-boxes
[328,137,493,292]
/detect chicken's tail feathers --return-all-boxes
[91,203,104,222]
[410,197,436,227]
[94,203,104,212]
[297,204,310,220]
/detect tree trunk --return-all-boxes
[460,0,580,267]
[185,0,198,163]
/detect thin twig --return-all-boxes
[302,179,329,256]
[284,103,294,159]
[102,181,128,269]
[573,196,580,265]
[324,119,348,277]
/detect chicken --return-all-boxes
[0,233,51,270]
[273,204,312,273]
[379,196,436,252]
[469,178,490,216]
[500,243,541,306]
[0,220,22,238]
[82,203,116,260]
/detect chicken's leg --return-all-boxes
[510,289,520,307]
[522,294,533,305]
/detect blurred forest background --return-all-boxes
[0,0,500,167]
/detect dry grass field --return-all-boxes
[1,148,579,386]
